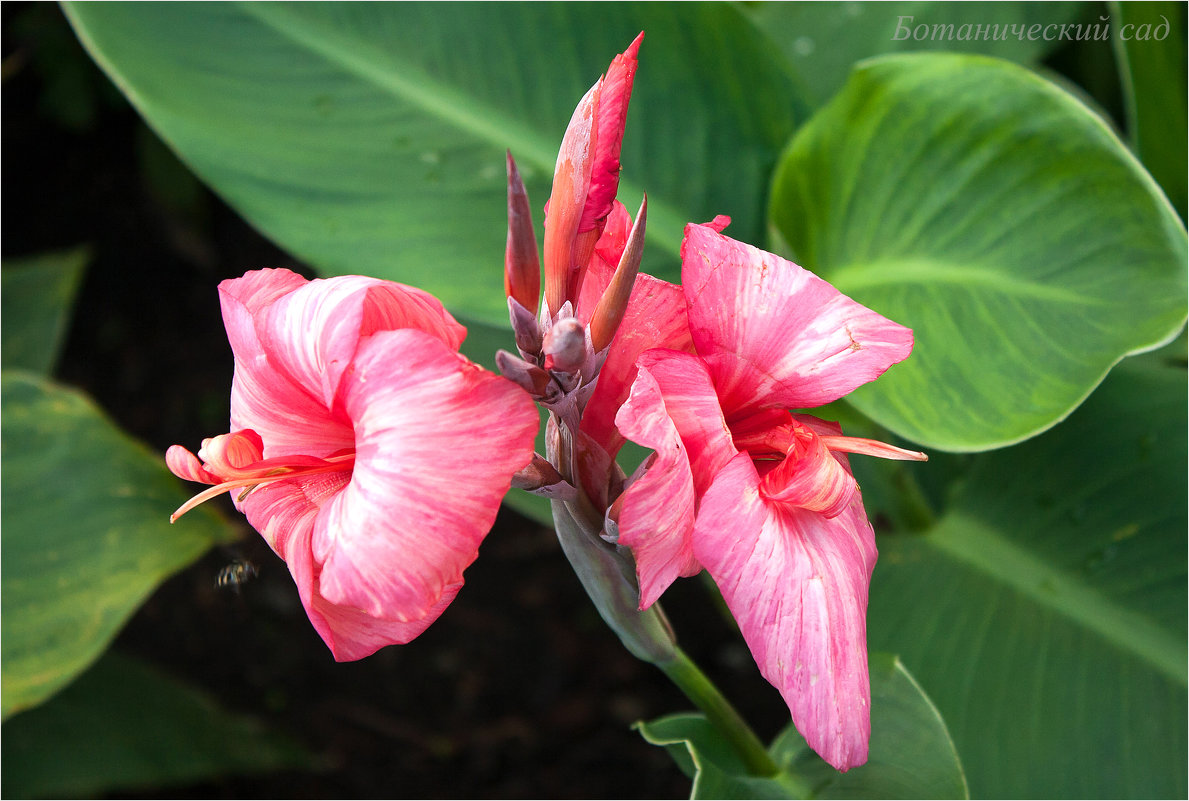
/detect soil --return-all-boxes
[2,5,789,797]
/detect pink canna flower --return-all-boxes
[613,221,925,771]
[167,268,538,661]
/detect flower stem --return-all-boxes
[657,645,780,778]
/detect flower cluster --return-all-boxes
[169,33,924,772]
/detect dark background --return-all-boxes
[2,4,794,797]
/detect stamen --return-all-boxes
[819,435,927,462]
[170,454,355,523]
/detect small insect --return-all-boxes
[216,558,259,591]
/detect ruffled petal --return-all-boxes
[681,224,914,413]
[243,483,457,661]
[309,580,463,662]
[614,367,700,609]
[315,328,538,622]
[580,274,692,457]
[165,444,218,484]
[220,273,355,458]
[628,349,736,497]
[760,420,858,518]
[259,274,466,410]
[693,452,876,772]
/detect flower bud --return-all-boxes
[507,296,543,358]
[589,194,647,352]
[505,151,540,315]
[495,349,556,400]
[542,317,587,374]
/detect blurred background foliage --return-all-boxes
[2,2,1185,797]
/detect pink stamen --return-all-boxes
[170,452,355,523]
[819,436,928,462]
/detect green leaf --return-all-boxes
[637,713,807,799]
[1,651,310,797]
[770,53,1187,451]
[867,355,1187,797]
[637,654,966,799]
[1,246,89,374]
[771,654,968,799]
[1,371,237,719]
[746,1,1089,109]
[63,1,800,326]
[1111,1,1187,217]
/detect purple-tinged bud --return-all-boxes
[589,194,647,352]
[508,296,543,358]
[542,317,587,373]
[511,453,578,501]
[496,349,556,400]
[505,151,541,315]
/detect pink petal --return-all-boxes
[579,33,642,233]
[614,367,700,610]
[627,349,736,497]
[243,484,457,661]
[580,274,692,457]
[692,452,876,772]
[760,420,858,517]
[258,275,466,410]
[309,581,463,662]
[220,272,465,460]
[220,274,357,458]
[315,328,538,622]
[681,224,914,413]
[543,84,598,314]
[165,444,218,484]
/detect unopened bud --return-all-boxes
[505,151,541,314]
[496,349,555,399]
[543,86,599,317]
[511,453,578,501]
[542,317,587,373]
[508,296,543,358]
[589,194,647,352]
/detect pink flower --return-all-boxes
[167,269,538,661]
[613,222,925,770]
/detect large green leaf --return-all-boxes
[1111,0,1187,217]
[770,53,1187,451]
[637,654,967,799]
[63,1,800,326]
[0,246,89,374]
[867,355,1187,798]
[1,371,237,719]
[1,651,309,797]
[746,1,1089,109]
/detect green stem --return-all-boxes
[657,646,780,778]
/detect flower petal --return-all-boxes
[580,274,692,457]
[166,445,218,484]
[628,349,736,497]
[243,483,457,661]
[760,420,858,518]
[580,32,641,233]
[615,367,700,609]
[315,328,538,622]
[259,274,466,410]
[681,223,914,412]
[693,452,876,772]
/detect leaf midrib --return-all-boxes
[830,259,1105,305]
[925,509,1186,684]
[237,1,688,258]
